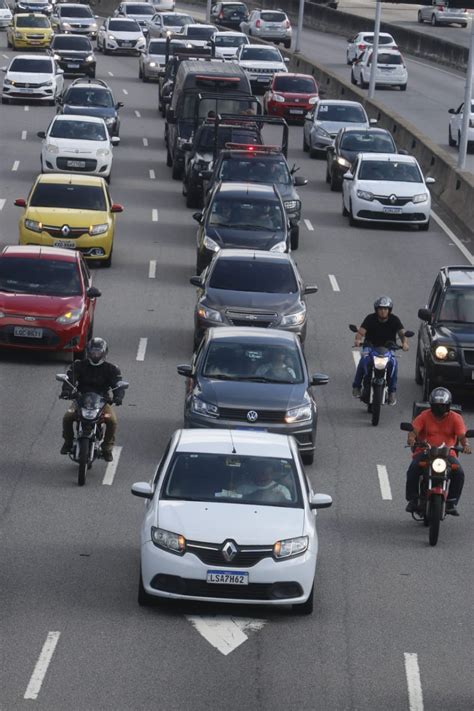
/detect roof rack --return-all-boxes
[69,77,109,88]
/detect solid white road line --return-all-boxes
[24,105,29,112]
[149,169,155,180]
[352,350,361,366]
[186,616,266,656]
[0,199,5,211]
[328,274,340,292]
[142,137,149,147]
[102,446,122,486]
[304,218,314,231]
[148,260,157,279]
[152,209,158,222]
[432,210,474,266]
[24,631,60,700]
[12,161,19,172]
[376,464,392,500]
[135,110,141,118]
[136,337,148,361]
[21,130,27,140]
[122,89,128,95]
[404,653,424,711]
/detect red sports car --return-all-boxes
[0,245,100,356]
[263,72,319,123]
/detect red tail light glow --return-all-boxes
[255,19,261,27]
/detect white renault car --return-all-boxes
[351,48,407,91]
[448,101,474,152]
[342,153,434,230]
[132,429,333,613]
[1,54,63,105]
[38,114,118,180]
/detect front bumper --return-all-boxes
[11,36,52,48]
[252,29,291,42]
[104,39,144,53]
[352,196,430,225]
[19,226,114,262]
[57,58,96,75]
[61,27,97,38]
[426,356,474,387]
[3,84,55,101]
[310,130,335,151]
[41,152,112,178]
[195,314,306,343]
[0,316,89,353]
[266,102,310,121]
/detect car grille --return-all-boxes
[69,23,91,29]
[375,196,412,206]
[12,82,43,88]
[56,158,97,171]
[186,540,273,567]
[226,310,278,328]
[463,350,474,365]
[0,326,59,346]
[42,224,88,238]
[26,33,46,39]
[116,39,137,47]
[150,574,303,600]
[218,407,286,422]
[247,66,277,74]
[357,210,426,222]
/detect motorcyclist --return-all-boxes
[352,296,408,406]
[405,387,471,516]
[59,337,125,462]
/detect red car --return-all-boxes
[0,245,100,356]
[263,72,319,123]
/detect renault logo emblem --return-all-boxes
[222,540,238,562]
[247,410,258,422]
[61,225,71,237]
[389,194,397,204]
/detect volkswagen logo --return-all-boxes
[247,410,258,422]
[222,540,238,562]
[389,194,397,204]
[61,225,71,237]
[25,83,30,88]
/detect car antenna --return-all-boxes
[229,429,237,454]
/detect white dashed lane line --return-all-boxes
[135,110,141,118]
[102,446,122,486]
[24,631,61,700]
[404,653,424,711]
[142,137,149,147]
[108,71,114,76]
[12,161,19,172]
[149,260,157,279]
[304,218,314,231]
[152,209,158,222]
[122,88,128,95]
[149,169,156,180]
[328,274,340,292]
[24,105,29,112]
[136,338,148,361]
[0,199,5,211]
[376,464,392,500]
[432,210,474,266]
[21,130,27,140]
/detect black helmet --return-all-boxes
[374,296,393,312]
[86,337,108,366]
[429,387,452,418]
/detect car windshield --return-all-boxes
[109,19,140,30]
[439,290,474,323]
[59,6,93,16]
[218,156,289,183]
[52,36,91,49]
[196,126,259,151]
[273,75,316,92]
[30,183,107,210]
[64,88,114,107]
[162,453,302,507]
[16,16,50,27]
[186,26,214,38]
[358,160,422,182]
[208,196,284,230]
[0,257,81,296]
[163,13,192,25]
[124,4,153,13]
[209,258,298,293]
[240,46,281,61]
[370,53,403,65]
[50,119,107,141]
[340,132,395,152]
[214,34,246,46]
[148,39,167,52]
[203,341,303,383]
[317,104,366,122]
[9,58,52,73]
[260,11,286,21]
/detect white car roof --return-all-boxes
[358,152,416,163]
[318,99,364,107]
[213,31,247,37]
[52,114,107,125]
[175,429,294,457]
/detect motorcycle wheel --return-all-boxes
[78,438,89,487]
[428,495,442,546]
[371,384,383,426]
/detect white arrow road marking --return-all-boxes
[136,337,148,361]
[376,464,392,500]
[352,350,361,366]
[328,274,340,292]
[187,616,266,656]
[12,160,19,172]
[304,218,314,231]
[135,110,141,118]
[24,631,60,700]
[148,260,157,279]
[432,210,474,266]
[21,130,27,140]
[108,71,114,76]
[404,653,424,711]
[2,54,7,59]
[102,446,122,486]
[152,209,158,222]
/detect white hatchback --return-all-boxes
[132,429,332,613]
[448,101,474,153]
[346,31,397,64]
[97,17,146,54]
[351,49,407,91]
[38,114,119,180]
[342,153,434,230]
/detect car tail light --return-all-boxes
[439,5,445,10]
[358,43,366,50]
[284,19,290,28]
[255,19,261,27]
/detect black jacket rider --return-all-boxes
[61,360,123,401]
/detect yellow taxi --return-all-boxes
[15,174,123,268]
[7,13,53,50]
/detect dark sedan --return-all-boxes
[194,182,289,274]
[325,127,398,191]
[190,249,317,346]
[58,79,123,137]
[177,327,328,464]
[50,34,96,78]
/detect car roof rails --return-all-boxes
[70,77,110,88]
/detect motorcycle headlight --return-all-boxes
[151,526,186,555]
[96,148,110,157]
[89,223,108,236]
[149,61,157,67]
[284,200,300,211]
[45,142,59,153]
[373,356,389,369]
[336,156,351,168]
[273,536,308,559]
[281,305,306,326]
[432,458,447,474]
[24,219,43,233]
[413,193,428,204]
[191,396,219,417]
[197,304,222,322]
[357,190,374,201]
[270,240,287,253]
[272,93,285,103]
[285,402,312,423]
[203,235,220,252]
[57,306,84,324]
[81,407,99,420]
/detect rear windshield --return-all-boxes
[50,119,107,141]
[273,75,316,92]
[148,39,167,52]
[371,53,403,65]
[59,6,93,16]
[362,34,393,45]
[240,46,281,61]
[186,26,215,38]
[222,4,247,15]
[0,257,81,296]
[0,0,9,7]
[214,34,247,46]
[181,95,256,121]
[196,126,260,151]
[210,258,297,293]
[260,11,286,21]
[358,160,422,182]
[9,58,52,73]
[109,19,140,30]
[16,16,50,27]
[124,4,153,13]
[51,35,91,50]
[317,103,366,123]
[340,132,395,152]
[162,13,193,25]
[218,156,290,184]
[64,88,114,107]
[30,183,107,211]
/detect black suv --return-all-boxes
[50,34,96,78]
[416,266,474,398]
[58,79,123,137]
[210,2,249,29]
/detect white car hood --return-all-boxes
[110,30,143,39]
[239,60,285,69]
[157,500,304,544]
[356,179,426,196]
[46,137,109,154]
[6,71,54,83]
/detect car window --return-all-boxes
[214,34,247,46]
[64,88,113,107]
[186,26,215,38]
[124,4,153,13]
[208,196,284,230]
[59,6,93,16]
[273,75,316,93]
[9,58,53,73]
[163,13,193,25]
[109,18,141,30]
[148,39,167,52]
[260,11,286,21]
[374,53,402,65]
[30,183,107,211]
[162,453,303,507]
[317,104,366,123]
[50,119,107,141]
[52,36,91,50]
[202,342,303,382]
[16,16,50,27]
[358,160,422,182]
[240,46,281,61]
[0,257,81,296]
[378,35,394,45]
[340,132,395,152]
[438,290,474,323]
[209,258,298,293]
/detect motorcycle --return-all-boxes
[56,374,129,486]
[349,325,414,426]
[400,422,473,546]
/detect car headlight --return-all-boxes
[53,53,61,60]
[97,148,110,157]
[433,345,457,361]
[283,200,300,211]
[285,403,312,423]
[273,536,308,560]
[137,37,145,45]
[89,223,108,236]
[315,125,330,137]
[197,304,222,322]
[24,219,43,233]
[413,193,428,204]
[85,54,94,62]
[57,306,84,324]
[177,136,190,148]
[191,396,219,417]
[4,78,14,86]
[432,458,447,474]
[45,143,59,153]
[149,61,157,67]
[270,240,287,252]
[105,117,115,125]
[357,189,374,201]
[39,80,54,87]
[151,527,186,555]
[203,235,220,252]
[336,156,351,168]
[90,22,97,29]
[308,96,318,104]
[271,93,285,103]
[0,311,5,318]
[62,22,72,30]
[14,31,23,38]
[281,305,306,326]
[108,34,116,41]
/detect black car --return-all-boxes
[210,1,249,29]
[204,146,306,249]
[58,78,123,137]
[194,182,289,274]
[190,249,317,346]
[177,327,328,464]
[416,266,474,399]
[50,34,96,78]
[182,118,263,208]
[325,127,398,191]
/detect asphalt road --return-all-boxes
[0,30,473,711]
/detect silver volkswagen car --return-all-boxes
[303,100,375,158]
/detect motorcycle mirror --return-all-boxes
[311,373,329,386]
[404,330,414,338]
[55,373,68,382]
[349,324,358,333]
[131,482,154,499]
[465,429,474,438]
[400,422,413,432]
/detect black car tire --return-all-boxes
[186,188,201,209]
[351,71,357,85]
[303,131,309,152]
[325,164,331,183]
[417,10,423,23]
[399,84,407,92]
[172,160,182,180]
[431,14,438,26]
[102,248,113,268]
[342,199,349,217]
[139,64,143,79]
[468,141,474,154]
[422,368,431,400]
[348,201,358,226]
[293,582,314,615]
[166,147,172,167]
[448,125,456,147]
[284,39,291,49]
[290,224,299,250]
[2,96,9,105]
[196,253,206,275]
[309,146,319,159]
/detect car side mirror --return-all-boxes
[111,203,124,213]
[294,175,307,186]
[86,286,101,298]
[116,102,124,109]
[192,212,203,223]
[37,131,46,139]
[177,364,192,377]
[404,330,415,338]
[189,276,202,287]
[343,172,353,180]
[111,136,120,146]
[418,308,432,323]
[304,284,318,295]
[398,149,409,155]
[311,373,329,386]
[426,177,435,184]
[448,108,456,114]
[283,57,290,63]
[14,198,26,207]
[131,482,154,499]
[2,67,7,73]
[309,493,333,509]
[349,324,358,333]
[369,118,377,124]
[400,422,413,432]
